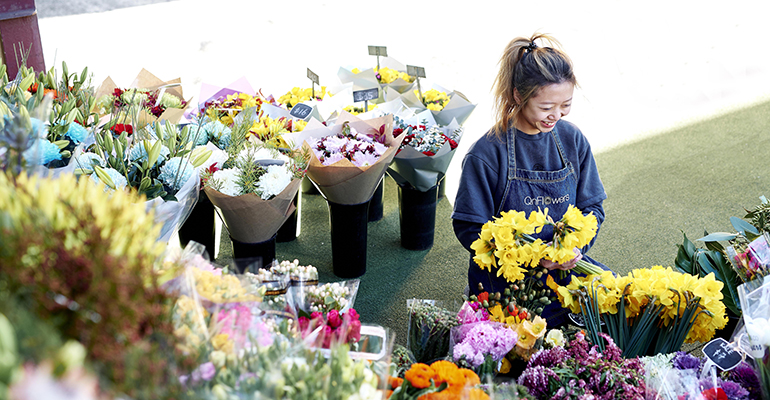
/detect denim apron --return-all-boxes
[468,127,605,327]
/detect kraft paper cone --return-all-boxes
[94,69,189,124]
[302,113,404,205]
[204,178,301,243]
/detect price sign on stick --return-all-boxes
[352,88,379,113]
[290,103,313,119]
[307,68,319,98]
[368,45,387,70]
[407,64,426,100]
[703,337,743,371]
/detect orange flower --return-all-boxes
[405,363,436,389]
[467,388,490,400]
[418,392,455,400]
[458,368,481,387]
[388,376,404,389]
[430,360,459,381]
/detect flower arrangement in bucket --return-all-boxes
[282,111,403,278]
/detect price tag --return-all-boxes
[289,103,313,119]
[307,68,319,85]
[703,337,743,371]
[367,45,387,57]
[352,88,379,103]
[406,65,426,78]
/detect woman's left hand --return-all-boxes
[540,248,583,271]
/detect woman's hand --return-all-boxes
[540,248,583,271]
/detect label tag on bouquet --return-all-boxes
[290,103,313,119]
[353,88,379,112]
[703,337,743,371]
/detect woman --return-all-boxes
[451,33,609,327]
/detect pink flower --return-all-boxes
[347,318,362,343]
[327,309,342,328]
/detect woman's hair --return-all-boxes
[491,33,578,137]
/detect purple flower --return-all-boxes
[198,362,216,381]
[727,362,762,400]
[719,379,750,400]
[528,346,568,369]
[517,365,560,398]
[672,351,703,371]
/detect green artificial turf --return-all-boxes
[213,99,770,347]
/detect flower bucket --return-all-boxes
[301,175,319,195]
[276,192,300,243]
[398,183,438,250]
[177,191,217,259]
[368,178,384,222]
[230,234,276,274]
[328,200,370,278]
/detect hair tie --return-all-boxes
[525,41,538,53]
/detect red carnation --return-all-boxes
[112,123,133,136]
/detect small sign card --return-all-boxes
[289,103,313,119]
[352,88,379,103]
[702,337,743,371]
[406,65,426,78]
[307,68,319,85]
[367,45,387,57]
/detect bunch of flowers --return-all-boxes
[298,308,362,349]
[269,259,319,283]
[186,265,261,305]
[97,87,187,119]
[205,142,308,200]
[200,91,268,126]
[303,281,356,313]
[393,117,461,157]
[471,206,604,284]
[0,171,187,397]
[387,360,488,400]
[310,121,388,167]
[548,266,728,357]
[407,299,460,364]
[518,332,646,400]
[353,66,415,85]
[451,320,518,379]
[642,351,760,400]
[277,86,327,109]
[416,88,451,111]
[343,103,378,115]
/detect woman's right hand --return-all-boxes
[540,248,583,271]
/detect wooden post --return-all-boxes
[0,0,45,78]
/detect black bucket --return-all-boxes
[230,234,276,274]
[398,184,438,251]
[276,192,300,242]
[327,200,370,278]
[368,178,384,222]
[178,191,216,259]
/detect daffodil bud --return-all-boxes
[478,282,485,291]
[539,296,549,304]
[494,292,501,301]
[535,271,543,279]
[521,295,528,302]
[469,295,477,302]
[536,307,544,314]
[482,300,489,308]
[504,288,511,296]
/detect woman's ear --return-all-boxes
[513,88,522,105]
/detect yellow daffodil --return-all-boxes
[515,315,547,352]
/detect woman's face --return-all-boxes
[515,82,574,135]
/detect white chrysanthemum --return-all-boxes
[211,167,242,196]
[256,165,293,200]
[237,145,289,165]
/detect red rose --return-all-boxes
[112,124,133,136]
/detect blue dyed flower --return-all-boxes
[63,122,89,144]
[30,118,47,138]
[128,140,170,167]
[89,167,128,192]
[186,123,211,146]
[204,120,231,149]
[22,138,62,165]
[72,153,105,172]
[159,157,195,191]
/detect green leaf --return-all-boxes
[731,216,759,236]
[697,232,738,242]
[52,140,70,149]
[674,232,696,274]
[147,140,161,169]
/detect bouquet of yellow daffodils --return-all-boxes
[471,205,604,283]
[547,266,727,357]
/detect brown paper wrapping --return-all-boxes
[204,178,301,243]
[303,112,403,205]
[95,68,188,125]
